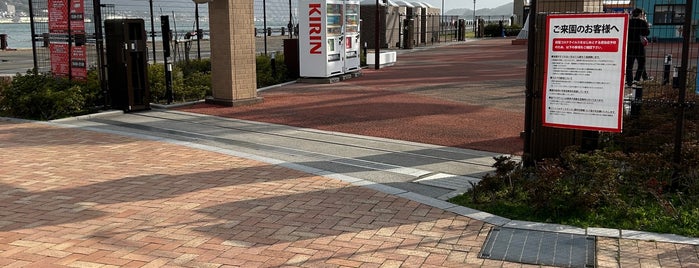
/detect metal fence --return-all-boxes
[391,14,460,48]
[523,0,699,168]
[28,0,99,75]
[28,0,212,75]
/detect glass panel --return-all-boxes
[653,4,685,25]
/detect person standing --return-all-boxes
[626,8,651,87]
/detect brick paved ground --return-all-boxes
[1,121,518,267]
[3,121,698,267]
[3,37,699,267]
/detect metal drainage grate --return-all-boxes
[479,227,596,268]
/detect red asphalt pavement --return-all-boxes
[180,38,528,155]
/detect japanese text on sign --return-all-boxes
[552,24,620,34]
[542,14,628,133]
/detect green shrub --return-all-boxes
[0,72,97,120]
[176,59,211,77]
[0,77,10,108]
[148,63,167,103]
[256,53,289,88]
[483,23,522,37]
[451,145,699,236]
[527,149,625,218]
[148,63,205,103]
[1,54,292,119]
[180,71,210,102]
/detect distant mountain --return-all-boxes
[445,2,514,19]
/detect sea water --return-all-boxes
[0,22,214,49]
[0,20,288,50]
[0,23,33,49]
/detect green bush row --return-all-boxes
[483,23,522,37]
[0,71,100,120]
[148,59,212,104]
[0,54,292,119]
[451,103,699,237]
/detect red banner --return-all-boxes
[50,43,70,76]
[49,0,87,80]
[70,0,85,33]
[48,0,68,33]
[49,43,87,80]
[49,0,85,33]
[71,46,87,79]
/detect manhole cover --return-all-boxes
[479,227,596,268]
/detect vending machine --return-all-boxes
[344,1,361,73]
[299,0,360,78]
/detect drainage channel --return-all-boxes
[480,227,596,268]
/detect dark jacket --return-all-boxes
[627,17,650,55]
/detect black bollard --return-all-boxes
[270,52,276,78]
[630,85,643,118]
[0,34,7,50]
[663,54,672,85]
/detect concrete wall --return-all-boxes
[361,3,403,49]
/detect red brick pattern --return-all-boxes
[1,121,501,267]
[2,121,697,267]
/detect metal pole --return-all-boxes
[161,15,173,104]
[523,0,536,166]
[67,0,72,81]
[150,0,157,63]
[673,0,693,166]
[473,0,476,35]
[28,0,38,73]
[195,3,201,60]
[288,0,293,38]
[374,0,380,69]
[93,0,108,107]
[263,0,268,55]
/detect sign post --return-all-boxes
[48,0,87,80]
[542,14,628,133]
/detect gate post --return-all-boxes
[523,0,605,163]
[199,0,263,106]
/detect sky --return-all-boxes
[418,0,513,11]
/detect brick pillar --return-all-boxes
[205,0,262,106]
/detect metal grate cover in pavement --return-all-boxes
[479,227,596,268]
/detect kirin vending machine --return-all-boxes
[344,1,360,73]
[299,0,360,78]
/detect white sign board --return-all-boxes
[543,14,628,133]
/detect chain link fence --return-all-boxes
[522,0,698,169]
